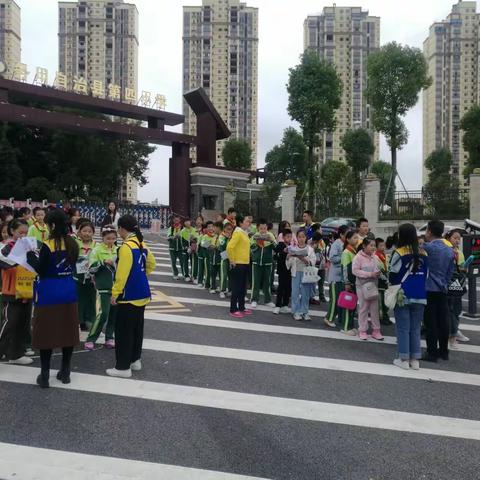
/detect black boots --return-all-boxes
[36,372,50,388]
[56,369,71,384]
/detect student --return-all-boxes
[312,231,327,303]
[223,208,237,228]
[219,223,234,299]
[0,219,36,365]
[167,215,183,280]
[273,228,293,314]
[215,213,227,224]
[28,207,49,243]
[245,214,257,237]
[278,220,297,245]
[227,214,252,318]
[191,216,204,284]
[0,222,9,325]
[199,221,216,290]
[445,229,469,349]
[196,223,208,287]
[287,230,317,321]
[375,237,392,326]
[249,219,276,308]
[180,218,196,283]
[301,210,315,240]
[84,225,118,350]
[356,217,370,242]
[107,215,156,378]
[389,223,428,370]
[325,225,349,329]
[422,220,455,362]
[74,220,97,332]
[67,208,81,236]
[340,230,360,335]
[267,222,277,294]
[17,207,33,226]
[209,221,224,293]
[353,238,383,341]
[101,201,120,229]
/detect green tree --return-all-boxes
[287,50,342,211]
[460,105,480,176]
[371,161,393,192]
[0,127,23,198]
[222,138,252,170]
[424,148,458,192]
[264,127,307,201]
[366,42,431,200]
[341,128,375,190]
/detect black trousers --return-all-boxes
[230,265,249,313]
[317,269,326,300]
[0,301,32,360]
[276,271,292,308]
[115,303,145,370]
[425,291,449,357]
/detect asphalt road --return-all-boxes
[1,236,480,480]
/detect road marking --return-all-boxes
[0,442,268,480]
[145,311,480,355]
[2,365,480,441]
[146,290,191,314]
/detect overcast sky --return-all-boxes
[19,0,471,204]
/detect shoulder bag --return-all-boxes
[384,264,412,310]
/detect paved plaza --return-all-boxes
[0,236,480,479]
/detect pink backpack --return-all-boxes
[338,291,358,310]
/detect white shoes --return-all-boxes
[185,277,192,283]
[273,307,280,315]
[25,348,35,357]
[409,360,420,370]
[293,313,302,321]
[106,368,132,378]
[8,356,33,365]
[265,302,276,308]
[219,292,226,299]
[279,306,291,314]
[130,360,142,371]
[172,276,179,281]
[209,289,216,294]
[449,337,459,350]
[250,301,258,308]
[456,330,470,342]
[193,279,199,285]
[393,358,410,370]
[303,314,311,321]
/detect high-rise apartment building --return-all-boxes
[423,1,479,187]
[304,6,380,166]
[183,0,258,168]
[0,0,21,77]
[58,0,139,203]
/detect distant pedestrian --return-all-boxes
[101,201,120,229]
[273,228,293,315]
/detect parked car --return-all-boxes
[320,217,356,238]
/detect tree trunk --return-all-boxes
[384,146,397,213]
[307,144,315,212]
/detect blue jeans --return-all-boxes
[291,272,315,315]
[394,303,425,360]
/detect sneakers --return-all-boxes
[25,348,35,357]
[273,307,280,315]
[209,289,216,294]
[242,309,253,316]
[293,313,302,321]
[309,298,320,305]
[371,329,384,341]
[185,277,192,283]
[130,359,142,371]
[84,341,95,351]
[409,359,420,370]
[393,358,410,370]
[303,314,312,322]
[449,337,459,350]
[279,306,291,314]
[193,279,199,285]
[106,368,132,378]
[358,331,369,341]
[230,311,245,318]
[341,329,357,336]
[265,302,276,308]
[173,276,179,281]
[324,318,336,328]
[219,292,226,299]
[250,301,258,308]
[8,356,33,365]
[105,339,115,349]
[456,330,470,342]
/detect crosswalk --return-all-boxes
[1,235,480,479]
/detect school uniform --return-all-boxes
[180,226,196,280]
[168,226,184,278]
[74,240,97,331]
[86,243,118,343]
[375,251,391,325]
[200,233,217,290]
[250,232,276,304]
[326,239,344,324]
[210,233,225,292]
[341,245,357,331]
[219,233,230,294]
[190,228,202,281]
[275,242,291,308]
[112,234,156,370]
[27,222,49,243]
[314,239,327,302]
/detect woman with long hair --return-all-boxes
[389,223,428,370]
[107,215,156,378]
[101,201,120,229]
[27,209,80,388]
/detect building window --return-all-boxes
[202,195,216,210]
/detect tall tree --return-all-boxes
[371,161,393,193]
[222,138,252,170]
[366,42,431,201]
[287,51,342,211]
[264,127,307,200]
[460,105,480,176]
[424,148,458,193]
[0,127,23,198]
[341,128,375,190]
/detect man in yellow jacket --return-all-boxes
[226,214,252,318]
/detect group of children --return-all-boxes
[0,205,120,365]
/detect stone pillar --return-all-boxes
[363,174,380,234]
[281,182,297,224]
[470,170,480,224]
[170,142,192,218]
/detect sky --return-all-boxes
[18,0,471,204]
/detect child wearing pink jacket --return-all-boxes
[352,238,384,341]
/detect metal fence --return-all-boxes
[379,189,469,221]
[233,191,281,224]
[315,192,365,220]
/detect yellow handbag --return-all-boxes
[15,266,36,300]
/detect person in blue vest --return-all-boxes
[107,215,156,378]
